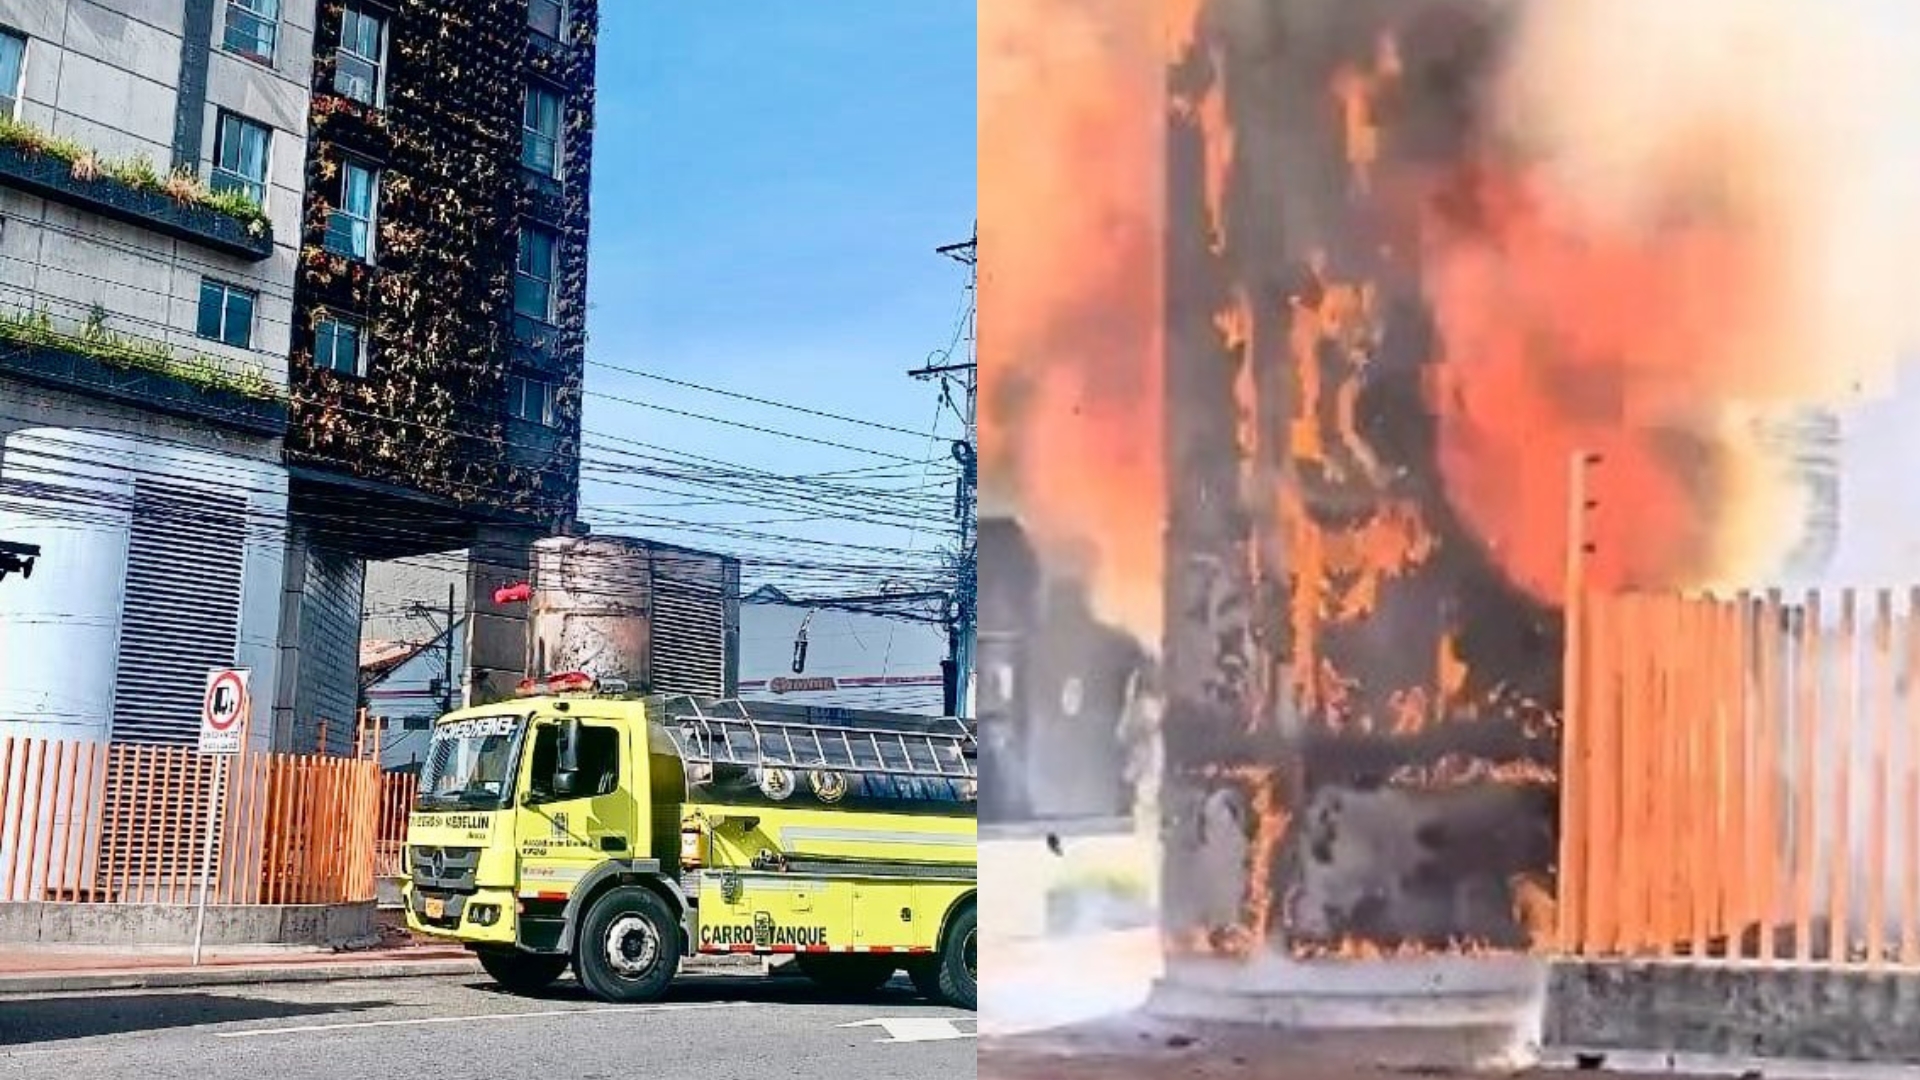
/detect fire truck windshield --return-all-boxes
[416,714,525,810]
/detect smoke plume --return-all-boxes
[1425,0,1920,600]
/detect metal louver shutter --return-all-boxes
[110,481,247,745]
[293,543,365,756]
[649,550,727,698]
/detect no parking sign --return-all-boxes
[199,667,250,755]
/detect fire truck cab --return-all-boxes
[402,673,978,1007]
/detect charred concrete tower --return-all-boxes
[1152,0,1554,1028]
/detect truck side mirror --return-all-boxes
[554,716,582,797]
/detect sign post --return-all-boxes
[193,667,249,966]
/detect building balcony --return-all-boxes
[521,167,565,223]
[0,143,274,262]
[504,416,567,468]
[0,336,288,437]
[511,313,568,369]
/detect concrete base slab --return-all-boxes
[1547,960,1920,1066]
[1150,953,1546,1027]
[0,902,377,949]
[1141,954,1544,1071]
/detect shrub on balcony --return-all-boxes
[0,305,281,402]
[0,116,270,238]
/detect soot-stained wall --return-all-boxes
[1159,0,1561,956]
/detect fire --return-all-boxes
[978,0,1166,645]
[1290,936,1512,961]
[1387,754,1559,790]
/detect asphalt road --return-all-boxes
[0,972,975,1080]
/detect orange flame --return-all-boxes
[979,0,1166,644]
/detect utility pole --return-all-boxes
[406,585,460,715]
[914,228,977,718]
[443,582,457,713]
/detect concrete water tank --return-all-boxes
[0,428,136,743]
[528,535,739,698]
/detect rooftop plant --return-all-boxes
[0,116,270,237]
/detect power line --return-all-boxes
[587,359,940,441]
[585,385,924,462]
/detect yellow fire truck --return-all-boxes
[401,671,978,1008]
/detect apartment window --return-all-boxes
[506,375,557,427]
[222,0,279,65]
[334,6,385,106]
[522,82,562,176]
[0,30,25,119]
[210,111,270,208]
[314,314,366,376]
[529,0,565,39]
[196,280,256,349]
[323,160,378,260]
[514,227,558,321]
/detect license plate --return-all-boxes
[424,897,446,920]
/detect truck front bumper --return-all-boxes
[401,881,519,946]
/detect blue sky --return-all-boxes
[578,3,976,600]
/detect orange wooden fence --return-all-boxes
[1561,587,1920,967]
[0,736,395,906]
[374,771,417,879]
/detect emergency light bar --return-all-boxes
[512,671,599,697]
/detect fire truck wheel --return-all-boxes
[574,886,682,1004]
[935,904,976,1010]
[794,954,896,995]
[475,948,570,994]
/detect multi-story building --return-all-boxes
[0,0,312,749]
[0,0,595,753]
[280,0,595,747]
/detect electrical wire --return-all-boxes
[586,359,940,441]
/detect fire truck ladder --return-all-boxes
[658,696,977,784]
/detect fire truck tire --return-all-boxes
[794,954,896,995]
[475,948,570,994]
[574,886,682,1004]
[934,904,976,1010]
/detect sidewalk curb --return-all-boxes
[0,957,484,995]
[0,955,786,995]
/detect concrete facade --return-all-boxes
[0,900,376,948]
[0,0,309,384]
[1545,960,1920,1066]
[0,1,311,752]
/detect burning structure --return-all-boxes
[983,0,1919,1004]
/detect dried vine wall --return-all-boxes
[289,0,597,524]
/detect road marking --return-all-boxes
[215,1000,755,1039]
[838,1017,978,1044]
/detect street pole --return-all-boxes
[190,753,227,966]
[445,582,457,713]
[919,230,977,718]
